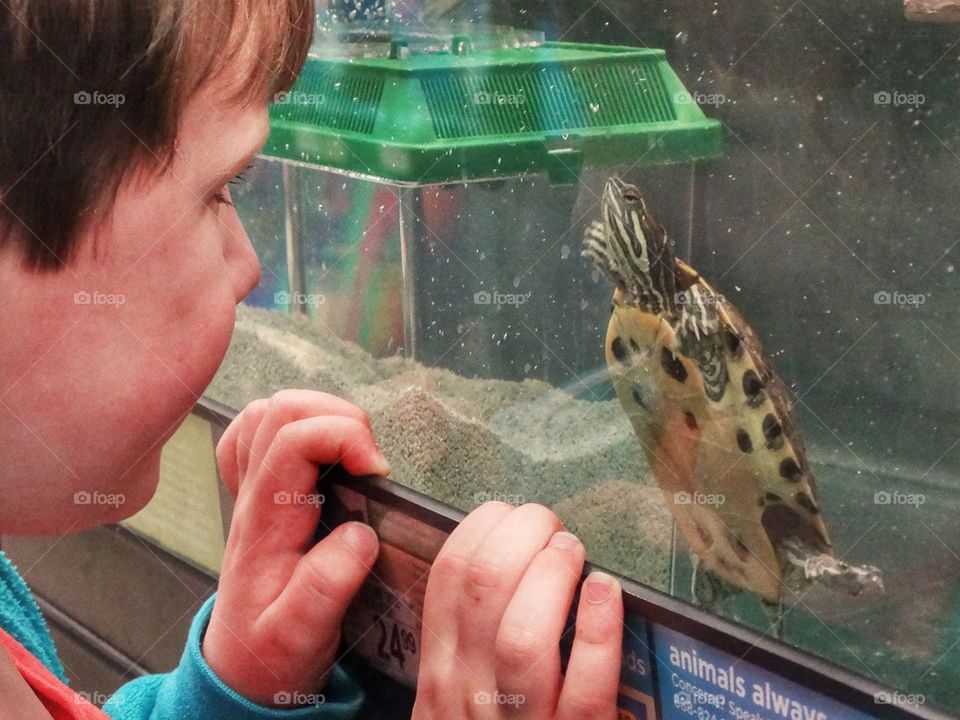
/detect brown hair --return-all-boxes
[0,0,315,270]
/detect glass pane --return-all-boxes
[207,4,960,712]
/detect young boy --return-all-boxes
[0,1,624,718]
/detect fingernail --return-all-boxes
[373,449,391,476]
[549,531,581,551]
[343,522,377,551]
[585,572,613,604]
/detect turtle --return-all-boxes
[582,176,883,636]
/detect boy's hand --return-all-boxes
[412,502,624,720]
[203,390,390,707]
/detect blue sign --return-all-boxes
[618,614,657,720]
[652,625,877,720]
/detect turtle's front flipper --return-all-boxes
[691,555,743,610]
[783,538,884,596]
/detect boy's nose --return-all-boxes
[235,243,262,304]
[222,209,262,303]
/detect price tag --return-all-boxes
[336,485,441,687]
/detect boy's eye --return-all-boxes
[212,163,254,207]
[213,188,233,207]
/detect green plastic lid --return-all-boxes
[265,37,723,184]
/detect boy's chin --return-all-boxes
[19,487,158,536]
[27,462,162,536]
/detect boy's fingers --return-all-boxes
[247,390,383,481]
[493,531,585,714]
[215,398,268,497]
[233,399,270,495]
[557,572,623,720]
[419,502,514,664]
[264,521,379,659]
[230,415,388,565]
[456,504,561,654]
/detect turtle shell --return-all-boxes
[604,259,833,602]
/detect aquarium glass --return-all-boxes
[207,3,960,714]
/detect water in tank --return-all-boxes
[205,4,960,714]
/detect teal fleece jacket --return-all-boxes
[0,550,363,719]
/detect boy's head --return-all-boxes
[0,0,314,533]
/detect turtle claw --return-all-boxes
[761,600,785,640]
[691,556,742,610]
[783,539,884,596]
[692,558,786,639]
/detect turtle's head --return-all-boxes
[603,176,641,213]
[583,177,678,313]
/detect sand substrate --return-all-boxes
[207,304,673,587]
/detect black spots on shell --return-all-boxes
[779,457,803,483]
[736,429,753,453]
[629,338,640,352]
[763,502,830,554]
[742,369,765,407]
[660,347,688,383]
[794,492,819,514]
[632,388,647,410]
[761,492,783,506]
[724,328,744,359]
[611,336,629,363]
[762,413,784,450]
[685,411,698,430]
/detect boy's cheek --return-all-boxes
[0,207,240,531]
[0,296,234,531]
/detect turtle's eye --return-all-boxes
[622,190,640,204]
